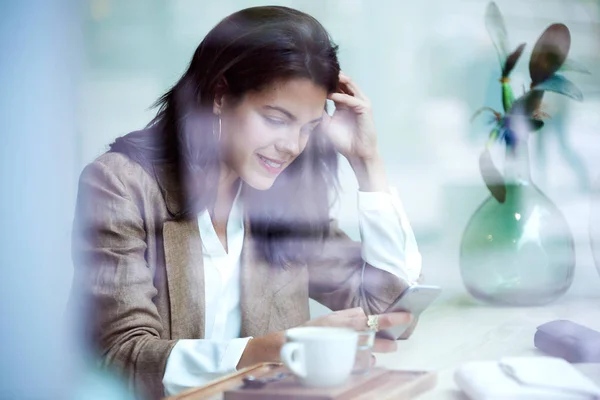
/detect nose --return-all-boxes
[274,128,303,157]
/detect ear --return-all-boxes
[212,77,229,115]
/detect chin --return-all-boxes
[242,174,277,191]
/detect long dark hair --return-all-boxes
[110,6,341,267]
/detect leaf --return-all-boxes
[488,127,500,144]
[485,2,510,66]
[471,106,500,123]
[503,43,526,77]
[559,58,591,74]
[479,147,506,203]
[529,23,571,85]
[532,73,583,101]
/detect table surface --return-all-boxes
[374,291,600,399]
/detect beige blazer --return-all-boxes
[72,152,409,399]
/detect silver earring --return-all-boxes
[214,115,222,142]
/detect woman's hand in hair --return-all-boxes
[323,72,388,192]
[323,72,378,162]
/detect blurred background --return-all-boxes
[1,0,599,398]
[77,0,600,299]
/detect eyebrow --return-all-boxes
[263,105,323,124]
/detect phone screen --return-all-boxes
[387,285,442,315]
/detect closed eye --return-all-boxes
[264,116,288,126]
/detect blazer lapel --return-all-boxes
[163,218,205,339]
[239,231,273,338]
[154,161,205,339]
[240,222,304,337]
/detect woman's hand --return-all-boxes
[322,72,388,192]
[303,307,411,353]
[322,72,378,162]
[236,307,412,370]
[237,331,286,370]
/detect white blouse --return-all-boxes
[162,188,422,395]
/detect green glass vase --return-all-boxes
[460,139,575,305]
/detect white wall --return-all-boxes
[77,0,600,310]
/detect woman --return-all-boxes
[72,5,422,399]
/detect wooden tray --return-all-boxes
[165,363,436,400]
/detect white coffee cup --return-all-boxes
[280,326,358,387]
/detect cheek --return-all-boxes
[223,113,271,164]
[240,114,274,154]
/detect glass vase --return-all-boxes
[460,139,575,306]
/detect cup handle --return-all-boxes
[280,342,307,378]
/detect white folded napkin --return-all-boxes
[454,357,600,399]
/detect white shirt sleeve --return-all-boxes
[357,186,422,283]
[162,337,252,396]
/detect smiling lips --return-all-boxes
[257,154,286,174]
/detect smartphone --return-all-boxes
[376,284,442,340]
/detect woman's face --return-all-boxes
[216,78,327,190]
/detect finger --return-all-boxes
[342,308,369,331]
[339,72,368,101]
[327,93,370,113]
[350,315,370,331]
[333,307,366,318]
[337,80,354,97]
[331,307,367,328]
[376,312,413,330]
[372,338,397,353]
[327,92,352,113]
[338,76,358,98]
